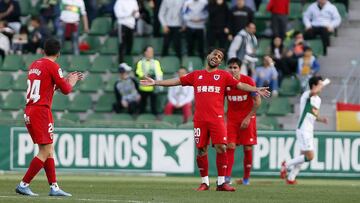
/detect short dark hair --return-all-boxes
[143,45,153,53]
[293,30,302,38]
[308,76,323,89]
[44,38,61,56]
[246,22,255,28]
[304,47,312,52]
[208,47,225,56]
[227,57,242,67]
[30,15,40,23]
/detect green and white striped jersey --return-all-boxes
[297,90,321,132]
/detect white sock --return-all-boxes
[50,182,60,191]
[217,176,225,185]
[20,181,29,188]
[287,155,305,169]
[201,176,209,186]
[288,164,302,181]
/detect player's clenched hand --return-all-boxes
[256,87,271,98]
[140,76,156,86]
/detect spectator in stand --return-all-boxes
[114,63,141,115]
[208,0,230,50]
[114,0,140,63]
[135,46,163,117]
[268,37,288,80]
[266,0,289,40]
[84,0,97,25]
[57,0,89,55]
[164,67,194,123]
[39,0,61,37]
[137,0,152,36]
[287,31,309,58]
[12,25,28,54]
[297,47,320,89]
[228,22,258,77]
[254,56,279,96]
[182,0,208,58]
[149,0,163,37]
[0,0,21,33]
[303,0,341,55]
[228,0,254,41]
[158,0,185,58]
[26,16,43,54]
[0,20,12,59]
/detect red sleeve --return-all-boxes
[180,71,195,86]
[225,72,239,87]
[50,64,72,95]
[266,0,273,12]
[245,76,258,97]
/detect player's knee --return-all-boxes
[305,153,314,161]
[214,144,226,153]
[197,147,208,156]
[227,143,236,149]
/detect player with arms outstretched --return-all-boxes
[225,58,261,185]
[280,76,328,184]
[140,49,270,191]
[15,38,84,196]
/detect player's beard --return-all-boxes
[207,57,218,69]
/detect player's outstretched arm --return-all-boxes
[236,82,271,98]
[140,76,181,87]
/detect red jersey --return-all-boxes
[26,58,72,108]
[226,74,257,122]
[180,69,239,122]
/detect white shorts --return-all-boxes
[296,129,314,151]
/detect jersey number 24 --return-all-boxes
[26,79,41,103]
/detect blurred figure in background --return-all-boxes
[135,46,163,117]
[114,63,141,115]
[228,0,254,41]
[297,47,320,89]
[266,0,289,40]
[207,0,229,50]
[254,56,279,96]
[164,67,194,123]
[39,0,61,37]
[0,0,21,33]
[26,16,43,53]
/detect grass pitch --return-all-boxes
[0,173,359,203]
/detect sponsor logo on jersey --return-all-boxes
[58,68,64,78]
[227,95,248,102]
[214,74,220,80]
[196,86,221,93]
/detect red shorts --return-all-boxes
[24,106,54,144]
[193,120,227,148]
[227,117,257,145]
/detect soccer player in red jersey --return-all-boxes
[140,49,270,191]
[15,38,84,196]
[225,58,261,185]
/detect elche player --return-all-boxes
[225,58,261,185]
[15,38,84,196]
[140,48,270,192]
[280,76,329,184]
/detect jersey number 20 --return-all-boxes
[26,79,41,103]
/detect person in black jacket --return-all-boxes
[228,0,254,40]
[113,63,141,115]
[207,0,230,50]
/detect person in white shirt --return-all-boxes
[57,0,89,55]
[303,0,341,55]
[164,67,194,123]
[182,0,208,58]
[114,0,140,63]
[280,76,328,184]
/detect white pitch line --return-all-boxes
[0,195,156,203]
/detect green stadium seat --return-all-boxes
[104,75,118,92]
[289,3,303,19]
[1,55,25,71]
[94,93,116,112]
[90,55,115,73]
[23,54,42,69]
[137,114,157,122]
[279,77,301,96]
[79,74,103,92]
[162,115,183,126]
[182,56,203,70]
[2,92,25,110]
[19,0,32,16]
[147,38,163,55]
[54,117,78,127]
[177,122,193,129]
[0,72,14,91]
[0,111,14,120]
[89,17,112,35]
[100,37,118,55]
[13,73,28,91]
[257,116,280,130]
[334,3,347,19]
[57,55,70,69]
[52,93,70,111]
[256,39,271,57]
[160,56,180,74]
[110,113,133,121]
[61,41,74,54]
[61,113,80,122]
[131,37,147,55]
[86,113,107,121]
[256,99,269,115]
[307,39,324,56]
[255,3,271,19]
[68,55,91,72]
[68,94,92,112]
[80,36,101,54]
[254,18,268,36]
[142,121,174,129]
[267,97,292,116]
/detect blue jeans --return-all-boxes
[57,22,80,55]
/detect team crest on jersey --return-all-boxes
[198,75,203,79]
[214,74,220,80]
[58,68,63,78]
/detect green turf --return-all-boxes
[0,173,359,203]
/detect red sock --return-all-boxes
[226,148,235,177]
[44,158,57,184]
[216,152,228,176]
[243,148,253,179]
[22,156,44,184]
[196,154,208,177]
